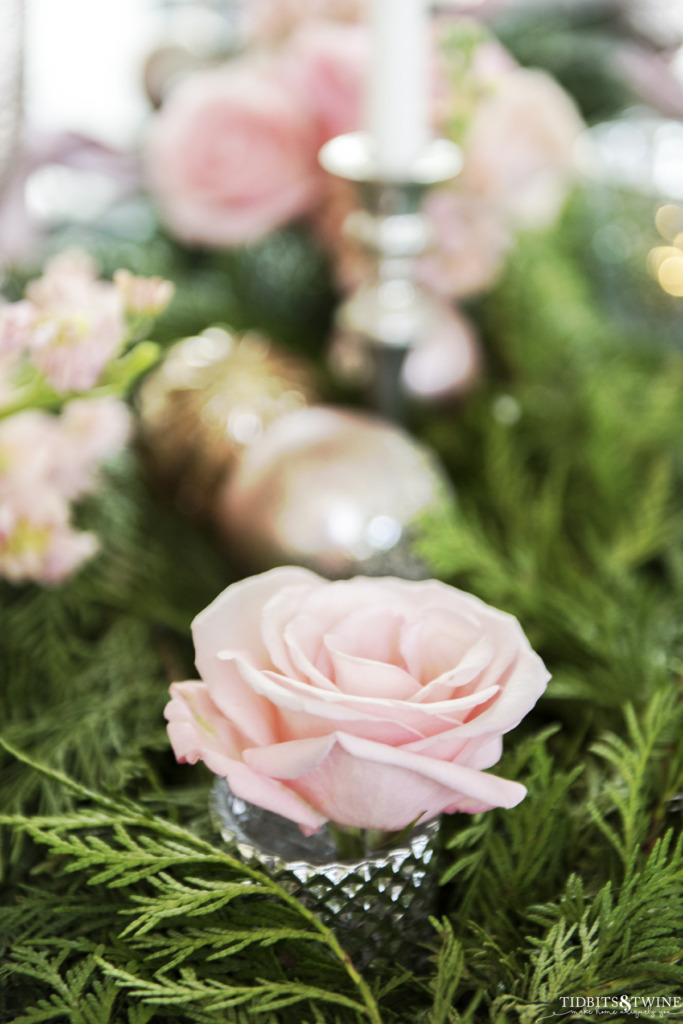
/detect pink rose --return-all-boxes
[460,67,583,229]
[281,23,369,147]
[165,567,549,835]
[145,61,323,246]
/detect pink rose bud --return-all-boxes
[165,567,550,836]
[113,269,175,317]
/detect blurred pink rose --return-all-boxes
[460,68,583,229]
[146,61,323,245]
[281,22,368,147]
[165,566,549,835]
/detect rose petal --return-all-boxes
[276,704,422,745]
[262,582,335,684]
[400,606,493,685]
[284,732,526,830]
[283,613,339,689]
[336,732,525,808]
[164,683,325,833]
[205,656,278,747]
[407,635,495,703]
[227,651,500,733]
[165,681,244,767]
[325,640,420,699]
[404,725,503,768]
[451,648,550,737]
[193,566,318,673]
[325,605,405,663]
[226,760,326,834]
[244,734,337,778]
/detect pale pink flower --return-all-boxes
[113,269,175,317]
[26,249,100,308]
[0,410,60,489]
[55,397,131,497]
[0,301,37,357]
[0,400,129,501]
[419,189,512,299]
[145,60,323,246]
[402,305,482,400]
[0,398,129,584]
[0,486,98,585]
[25,250,126,393]
[166,567,549,835]
[459,67,584,229]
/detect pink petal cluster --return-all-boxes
[0,396,131,584]
[166,567,549,835]
[24,251,126,393]
[0,252,174,399]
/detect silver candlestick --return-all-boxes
[319,131,461,422]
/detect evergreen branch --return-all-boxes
[426,919,465,1024]
[132,924,330,974]
[0,741,386,1024]
[95,958,372,1017]
[587,691,683,870]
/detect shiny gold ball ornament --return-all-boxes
[215,405,456,578]
[137,327,318,516]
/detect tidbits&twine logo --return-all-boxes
[536,993,683,1020]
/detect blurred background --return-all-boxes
[6,0,683,327]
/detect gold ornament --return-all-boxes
[137,326,318,516]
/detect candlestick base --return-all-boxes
[319,132,462,422]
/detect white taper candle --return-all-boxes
[366,0,431,178]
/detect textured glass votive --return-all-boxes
[211,777,440,969]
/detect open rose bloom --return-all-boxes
[166,567,550,836]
